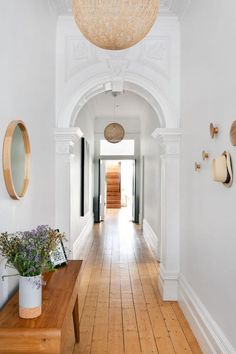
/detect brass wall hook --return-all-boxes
[202,150,209,160]
[230,121,236,146]
[210,123,219,139]
[195,162,201,171]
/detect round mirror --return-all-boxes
[2,120,31,199]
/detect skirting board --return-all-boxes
[72,214,94,259]
[159,264,179,301]
[179,275,236,354]
[143,219,160,260]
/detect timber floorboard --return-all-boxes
[74,209,202,354]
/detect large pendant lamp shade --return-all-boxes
[72,0,160,50]
[104,123,125,143]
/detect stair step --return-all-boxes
[107,171,120,175]
[107,186,120,192]
[107,178,120,185]
[107,175,119,179]
[106,169,121,206]
[107,205,121,209]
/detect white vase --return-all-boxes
[19,275,42,319]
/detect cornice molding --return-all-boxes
[152,128,182,156]
[152,128,182,140]
[54,128,83,154]
[170,0,192,20]
[54,127,83,142]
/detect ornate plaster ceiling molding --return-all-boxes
[64,34,170,84]
[107,59,129,79]
[48,0,72,15]
[65,36,97,80]
[159,0,175,13]
[169,0,192,20]
[49,0,191,18]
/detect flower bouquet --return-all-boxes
[0,225,66,319]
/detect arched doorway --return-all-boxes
[55,78,181,301]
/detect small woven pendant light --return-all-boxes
[104,123,125,143]
[104,93,125,143]
[72,0,159,50]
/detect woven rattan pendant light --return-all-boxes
[104,93,125,143]
[72,0,160,50]
[104,123,125,143]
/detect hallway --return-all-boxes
[75,210,202,354]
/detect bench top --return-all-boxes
[0,260,82,330]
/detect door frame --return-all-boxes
[94,157,139,223]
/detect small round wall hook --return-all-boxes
[202,150,209,160]
[195,162,201,171]
[230,120,236,146]
[210,123,219,139]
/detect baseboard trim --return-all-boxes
[72,214,94,259]
[143,219,159,260]
[179,275,236,354]
[158,264,179,300]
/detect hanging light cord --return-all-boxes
[114,94,116,120]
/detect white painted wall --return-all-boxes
[141,103,161,257]
[71,103,94,257]
[55,15,180,129]
[72,89,161,241]
[0,1,56,307]
[84,90,161,253]
[181,0,236,351]
[55,13,180,264]
[93,95,141,162]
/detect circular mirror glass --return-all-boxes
[3,121,30,199]
[11,125,26,196]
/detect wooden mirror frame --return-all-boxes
[2,120,31,200]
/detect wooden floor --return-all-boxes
[74,209,202,354]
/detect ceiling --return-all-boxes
[50,0,191,19]
[85,91,154,120]
[76,91,159,134]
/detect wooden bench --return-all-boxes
[0,260,82,354]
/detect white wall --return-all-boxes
[181,0,236,351]
[55,11,180,263]
[73,89,161,241]
[141,103,161,256]
[55,15,180,129]
[0,1,56,307]
[93,91,142,161]
[71,103,94,256]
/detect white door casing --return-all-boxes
[153,128,181,300]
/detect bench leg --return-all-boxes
[73,296,80,343]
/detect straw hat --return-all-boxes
[211,151,233,188]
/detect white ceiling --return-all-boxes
[85,91,155,125]
[76,91,159,134]
[92,91,148,119]
[50,0,191,19]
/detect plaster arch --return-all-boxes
[56,67,179,129]
[55,65,181,303]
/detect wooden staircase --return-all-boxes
[106,167,121,209]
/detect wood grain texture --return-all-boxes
[0,261,82,354]
[106,167,121,209]
[2,120,31,200]
[74,209,202,354]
